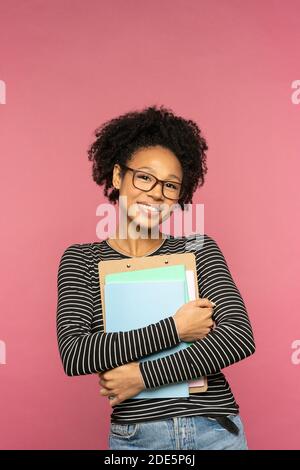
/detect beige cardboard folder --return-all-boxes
[98,251,207,393]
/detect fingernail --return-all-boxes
[211,301,216,307]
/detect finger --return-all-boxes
[196,298,216,308]
[101,371,113,381]
[99,371,110,379]
[99,374,112,386]
[99,387,111,396]
[99,377,108,386]
[109,395,123,407]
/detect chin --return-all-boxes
[130,215,161,234]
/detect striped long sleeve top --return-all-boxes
[56,233,255,423]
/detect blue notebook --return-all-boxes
[104,279,190,399]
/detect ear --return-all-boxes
[112,164,122,190]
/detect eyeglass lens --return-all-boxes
[133,171,181,199]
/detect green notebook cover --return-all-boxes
[105,264,189,302]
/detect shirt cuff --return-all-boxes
[158,315,181,348]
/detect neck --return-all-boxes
[108,225,165,257]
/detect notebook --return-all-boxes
[99,251,208,393]
[104,279,190,398]
[105,265,205,390]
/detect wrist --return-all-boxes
[136,362,146,390]
[172,316,182,340]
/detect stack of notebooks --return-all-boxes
[98,251,207,399]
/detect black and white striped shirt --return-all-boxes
[56,233,255,423]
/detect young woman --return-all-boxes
[56,105,255,450]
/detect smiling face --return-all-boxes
[112,145,183,235]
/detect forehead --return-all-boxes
[130,146,182,179]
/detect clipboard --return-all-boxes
[98,252,207,393]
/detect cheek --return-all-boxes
[118,192,141,216]
[119,175,140,197]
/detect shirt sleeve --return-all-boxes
[139,234,256,389]
[56,244,181,376]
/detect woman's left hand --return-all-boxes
[98,362,145,407]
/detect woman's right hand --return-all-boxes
[173,298,216,342]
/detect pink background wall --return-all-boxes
[0,0,299,450]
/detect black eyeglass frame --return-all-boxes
[118,163,183,200]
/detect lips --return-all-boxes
[137,202,162,213]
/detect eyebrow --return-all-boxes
[138,166,181,182]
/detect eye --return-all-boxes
[137,174,151,181]
[165,182,179,190]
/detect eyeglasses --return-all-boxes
[119,164,183,200]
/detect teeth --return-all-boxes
[138,203,160,213]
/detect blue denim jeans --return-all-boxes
[109,414,248,450]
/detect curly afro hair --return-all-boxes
[87,104,208,210]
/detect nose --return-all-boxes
[147,180,164,200]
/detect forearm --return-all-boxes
[57,244,181,377]
[139,316,255,388]
[139,234,256,389]
[57,316,180,376]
